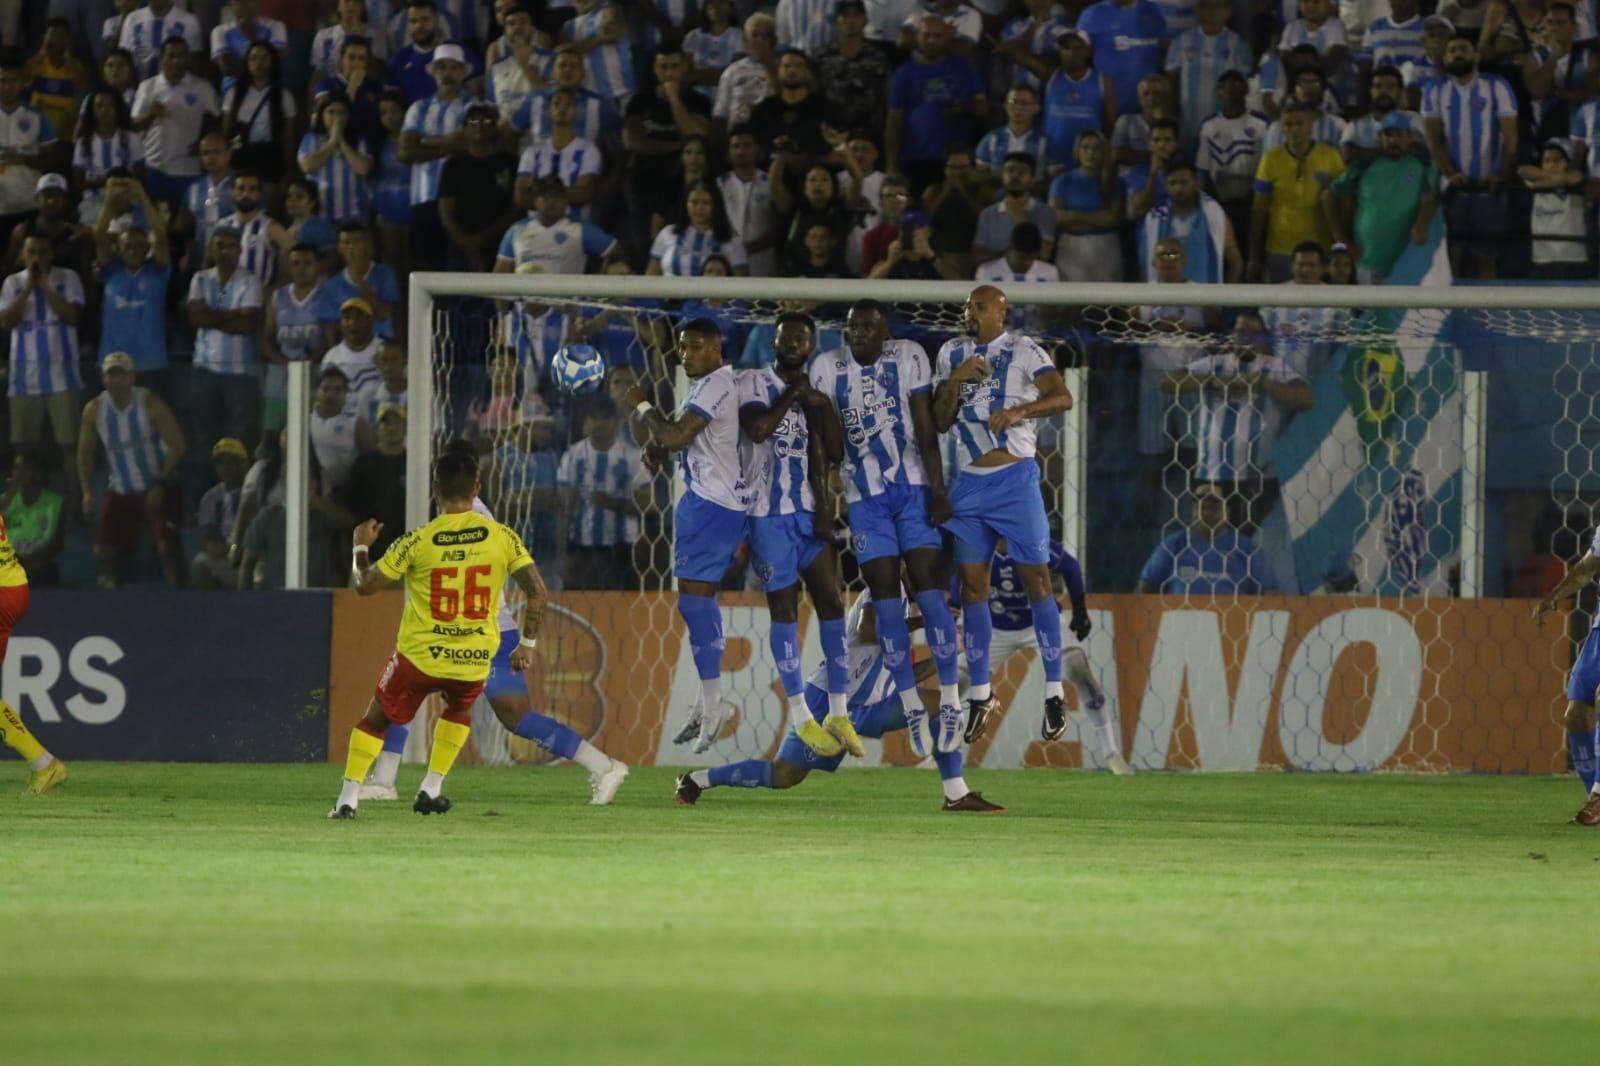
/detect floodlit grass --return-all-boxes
[2,764,1594,1064]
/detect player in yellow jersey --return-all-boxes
[329,451,549,819]
[0,514,67,794]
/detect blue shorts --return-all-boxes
[749,511,827,591]
[776,685,908,773]
[485,629,528,701]
[846,481,942,564]
[674,491,746,583]
[943,458,1050,566]
[1568,628,1600,702]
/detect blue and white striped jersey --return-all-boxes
[1164,26,1253,144]
[804,593,900,705]
[738,368,815,518]
[974,125,1048,174]
[935,330,1055,473]
[210,18,289,65]
[182,175,235,253]
[681,364,747,510]
[298,132,373,222]
[999,13,1069,91]
[119,6,203,76]
[561,7,635,100]
[1278,14,1344,54]
[517,136,602,188]
[272,281,336,362]
[776,0,837,55]
[1195,110,1268,199]
[1361,14,1425,68]
[809,340,932,504]
[511,87,620,142]
[683,26,743,77]
[1262,109,1346,150]
[1182,351,1301,482]
[402,92,475,203]
[73,132,144,223]
[649,225,749,276]
[486,49,556,127]
[1340,109,1420,152]
[310,23,390,80]
[189,267,263,375]
[557,437,648,546]
[97,387,167,493]
[1422,73,1517,181]
[2,268,84,397]
[221,212,278,287]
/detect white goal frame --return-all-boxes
[338,275,1600,599]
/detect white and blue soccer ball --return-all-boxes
[552,344,605,395]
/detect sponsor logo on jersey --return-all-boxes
[433,526,489,546]
[430,623,484,638]
[427,645,493,663]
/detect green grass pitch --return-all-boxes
[3,764,1596,1065]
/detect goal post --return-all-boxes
[400,274,1600,774]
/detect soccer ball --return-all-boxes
[552,344,605,395]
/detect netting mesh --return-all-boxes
[415,284,1594,774]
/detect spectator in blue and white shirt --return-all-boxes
[187,226,265,458]
[1162,310,1312,521]
[1075,0,1167,116]
[776,0,838,56]
[508,46,622,147]
[1340,67,1420,161]
[497,178,617,274]
[1165,0,1252,147]
[93,176,170,390]
[312,0,390,81]
[516,87,603,210]
[1361,0,1426,77]
[72,86,145,225]
[649,182,750,275]
[130,37,220,208]
[0,233,84,473]
[558,399,649,589]
[484,2,553,125]
[399,42,476,271]
[683,0,744,100]
[1138,484,1278,593]
[298,92,374,223]
[217,169,288,287]
[0,59,58,229]
[211,0,289,89]
[117,0,202,77]
[1422,32,1518,278]
[562,0,636,101]
[324,223,402,338]
[975,152,1056,259]
[975,85,1048,179]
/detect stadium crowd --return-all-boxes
[0,0,1586,592]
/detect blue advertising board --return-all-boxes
[7,591,330,761]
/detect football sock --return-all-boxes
[1031,596,1064,694]
[0,699,49,768]
[872,597,918,692]
[382,723,410,754]
[339,725,385,809]
[769,620,804,697]
[819,616,848,717]
[689,769,711,788]
[513,711,582,759]
[934,749,967,801]
[420,717,470,797]
[370,752,401,788]
[915,589,960,695]
[678,593,727,719]
[788,693,814,734]
[1570,724,1597,792]
[707,759,775,788]
[963,598,993,696]
[1087,706,1120,761]
[570,740,613,775]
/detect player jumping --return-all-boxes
[357,440,629,806]
[809,300,965,757]
[329,450,547,819]
[0,515,66,795]
[615,318,747,753]
[1535,534,1600,826]
[736,311,862,759]
[933,285,1074,743]
[675,593,1003,812]
[962,539,1130,773]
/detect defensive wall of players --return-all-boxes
[10,588,1562,773]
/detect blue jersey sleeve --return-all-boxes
[1139,537,1174,590]
[580,221,616,257]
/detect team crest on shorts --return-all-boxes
[851,532,869,554]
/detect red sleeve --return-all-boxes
[860,224,897,277]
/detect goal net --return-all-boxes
[406,276,1600,776]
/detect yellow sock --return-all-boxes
[0,699,47,766]
[343,727,385,783]
[428,718,471,779]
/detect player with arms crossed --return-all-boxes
[963,539,1129,772]
[932,285,1074,743]
[808,299,964,757]
[357,441,629,805]
[329,450,548,819]
[1536,534,1600,826]
[676,592,1003,812]
[0,514,66,794]
[613,318,747,753]
[736,311,862,760]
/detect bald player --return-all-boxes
[932,285,1075,743]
